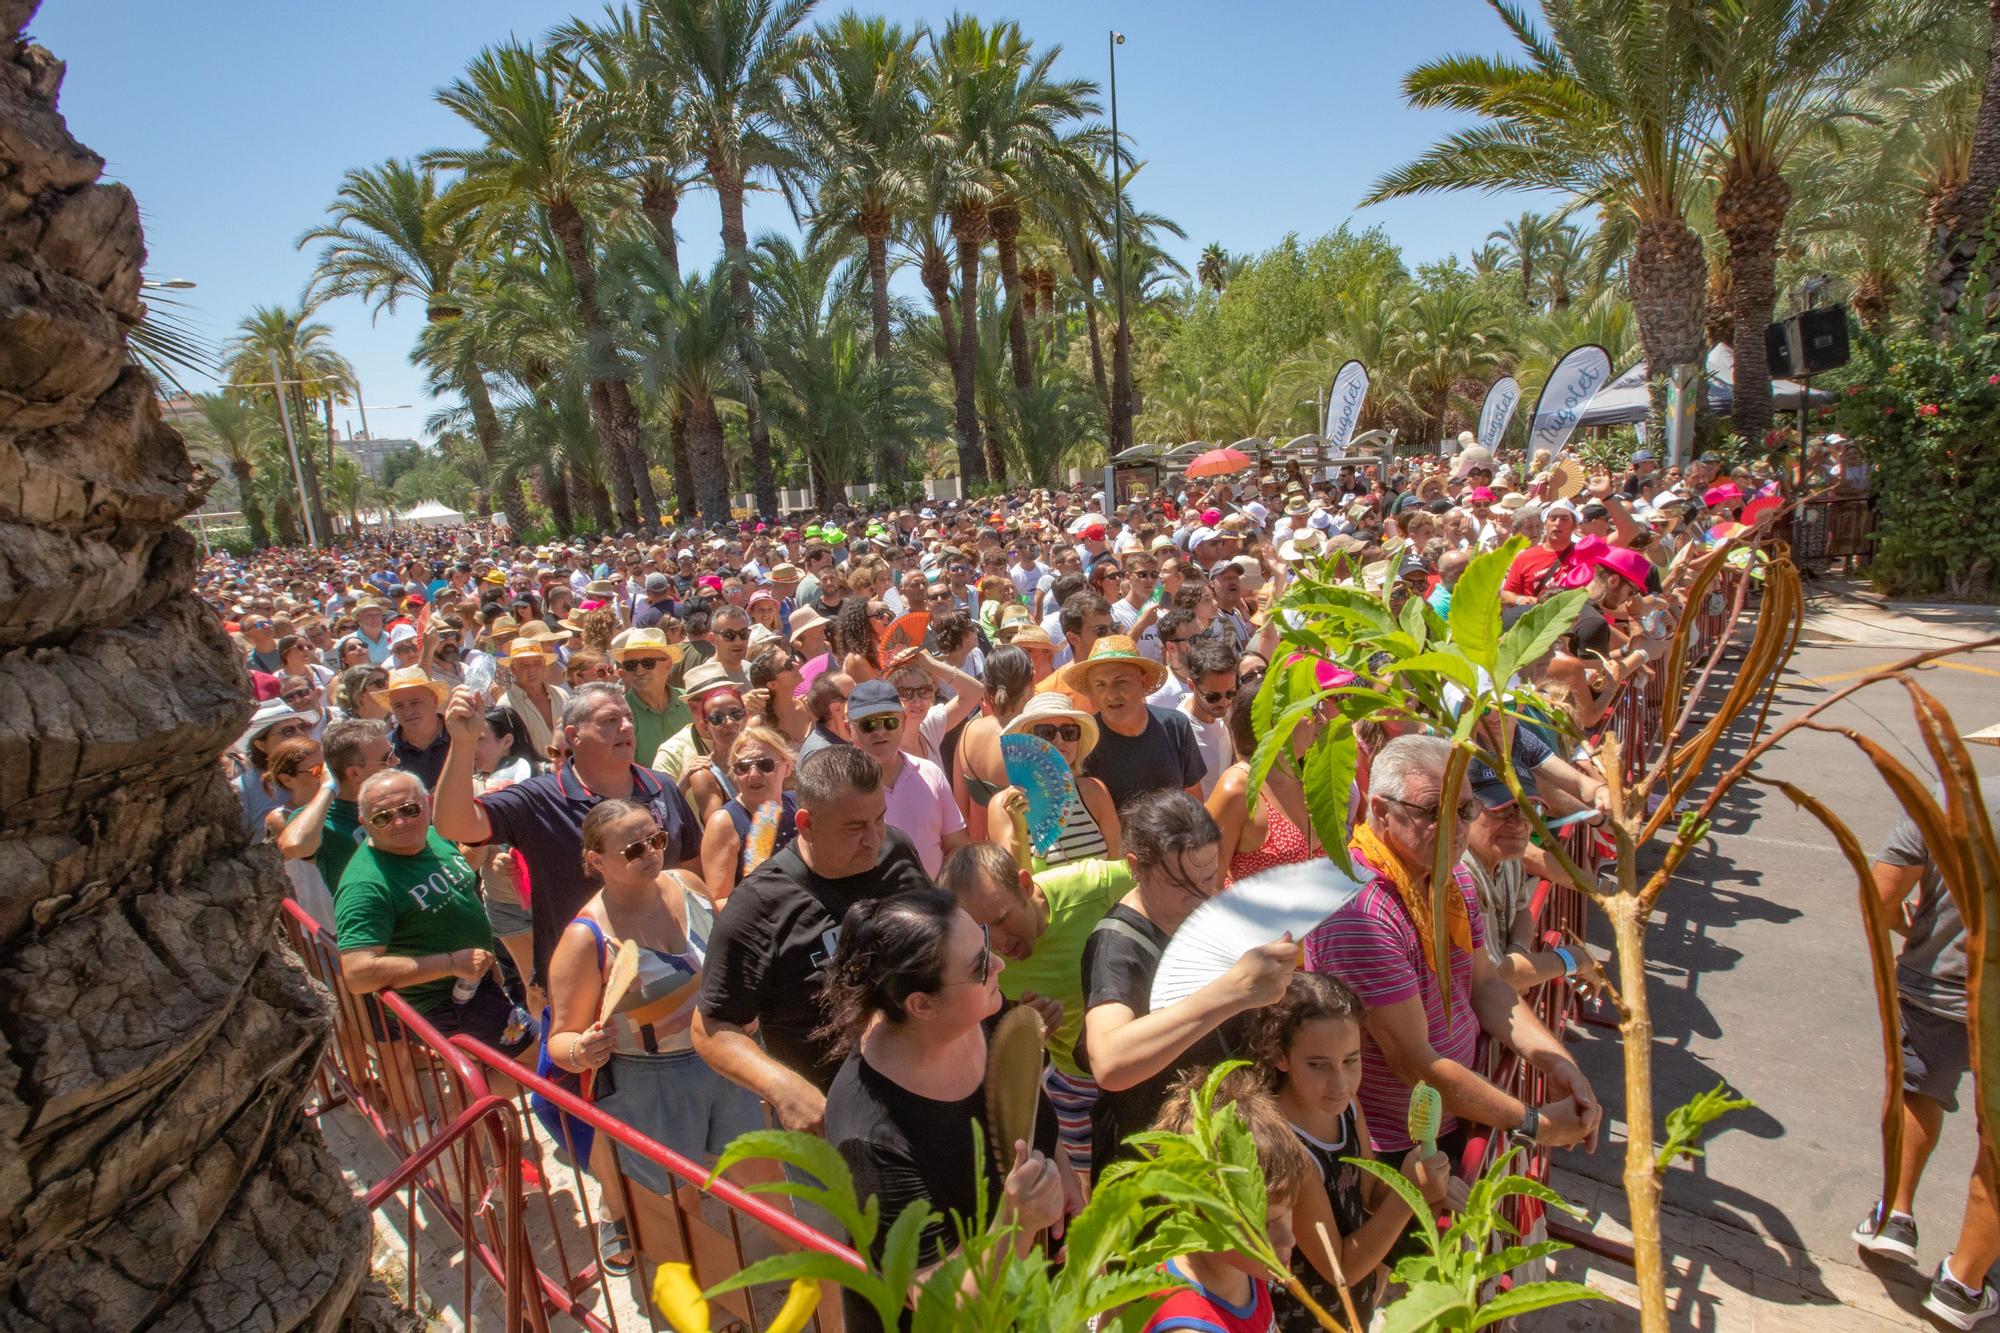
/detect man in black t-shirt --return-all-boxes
[693,745,933,1132]
[1066,635,1206,810]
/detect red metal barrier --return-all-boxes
[452,1036,864,1333]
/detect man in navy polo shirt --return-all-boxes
[433,681,703,986]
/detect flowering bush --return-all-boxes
[1831,331,2000,598]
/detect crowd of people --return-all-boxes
[208,438,1855,1329]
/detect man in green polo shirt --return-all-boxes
[939,842,1129,1175]
[612,626,688,773]
[334,770,526,1053]
[275,717,397,915]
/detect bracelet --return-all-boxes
[1552,945,1578,976]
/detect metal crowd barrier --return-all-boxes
[281,900,859,1332]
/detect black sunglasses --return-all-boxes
[706,707,748,726]
[716,628,750,642]
[364,801,424,829]
[732,755,778,776]
[621,828,670,861]
[1199,686,1239,706]
[282,688,316,702]
[620,657,664,672]
[1030,723,1082,744]
[857,714,902,735]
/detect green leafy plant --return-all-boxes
[699,1063,1346,1331]
[1360,1148,1599,1332]
[1656,1083,1755,1173]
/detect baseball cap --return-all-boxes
[846,678,904,722]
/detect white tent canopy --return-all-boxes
[1578,344,1833,427]
[397,499,464,527]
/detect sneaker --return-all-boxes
[1925,1258,2000,1329]
[1851,1201,1918,1262]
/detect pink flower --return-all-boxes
[1989,375,1999,385]
[1846,385,1863,397]
[1919,403,1941,417]
[1884,407,1895,417]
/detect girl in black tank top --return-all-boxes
[1250,973,1455,1331]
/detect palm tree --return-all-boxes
[1931,0,2000,321]
[222,303,349,546]
[1197,242,1230,292]
[647,0,814,519]
[298,158,530,531]
[1005,365,1099,485]
[1468,241,1510,277]
[622,255,754,524]
[1489,210,1559,309]
[792,13,927,483]
[1693,0,1874,440]
[428,39,660,531]
[1201,359,1290,442]
[1367,0,1713,428]
[1389,284,1510,438]
[186,390,274,548]
[1537,222,1592,311]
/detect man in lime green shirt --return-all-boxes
[940,844,1129,1174]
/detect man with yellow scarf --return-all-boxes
[1303,735,1600,1170]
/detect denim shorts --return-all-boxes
[592,1048,765,1196]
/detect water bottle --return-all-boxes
[453,972,479,1005]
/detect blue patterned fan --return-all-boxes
[1001,733,1075,856]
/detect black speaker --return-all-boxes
[1765,304,1851,378]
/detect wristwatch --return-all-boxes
[1511,1106,1540,1150]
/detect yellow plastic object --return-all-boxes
[652,1262,711,1333]
[767,1279,821,1333]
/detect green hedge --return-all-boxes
[1832,330,2000,598]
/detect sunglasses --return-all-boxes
[716,628,750,643]
[621,828,670,861]
[364,801,425,829]
[857,714,902,735]
[1385,795,1482,827]
[705,707,748,726]
[732,755,778,776]
[1199,686,1239,706]
[282,688,316,702]
[620,657,664,672]
[897,686,935,703]
[1031,723,1082,744]
[870,607,896,623]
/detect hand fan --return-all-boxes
[598,937,641,1026]
[1149,859,1368,1011]
[986,1004,1046,1163]
[879,612,930,656]
[1545,459,1585,501]
[1001,733,1075,857]
[741,799,781,875]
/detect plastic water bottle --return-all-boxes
[464,651,496,703]
[453,974,479,1005]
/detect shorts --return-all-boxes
[1901,1001,1970,1112]
[482,859,533,938]
[369,976,534,1058]
[593,1048,765,1196]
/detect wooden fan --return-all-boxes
[598,937,641,1026]
[986,1005,1046,1163]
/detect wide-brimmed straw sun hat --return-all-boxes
[1002,688,1101,761]
[1057,634,1168,694]
[369,665,451,710]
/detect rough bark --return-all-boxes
[715,175,778,517]
[861,218,900,490]
[951,213,991,486]
[685,389,731,525]
[1716,164,1790,443]
[540,457,574,536]
[639,176,681,276]
[603,375,661,532]
[551,201,640,530]
[990,204,1035,393]
[668,408,697,525]
[228,458,271,549]
[1629,216,1709,429]
[1934,0,2000,324]
[0,8,370,1326]
[461,369,528,532]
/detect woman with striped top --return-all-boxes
[545,799,763,1269]
[987,692,1121,868]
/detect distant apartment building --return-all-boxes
[339,435,416,481]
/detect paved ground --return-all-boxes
[1533,619,2000,1330]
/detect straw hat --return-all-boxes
[517,618,573,645]
[504,638,556,668]
[1003,690,1101,760]
[487,614,521,644]
[584,579,619,598]
[610,626,675,663]
[786,604,829,641]
[369,665,451,710]
[1057,634,1168,694]
[997,621,1055,649]
[680,659,741,703]
[1495,492,1532,512]
[1278,530,1327,562]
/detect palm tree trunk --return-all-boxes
[229,459,271,548]
[540,457,575,536]
[715,173,780,517]
[640,176,681,275]
[549,202,641,530]
[1935,0,2000,324]
[1,15,371,1323]
[922,259,959,368]
[952,225,989,486]
[1521,255,1535,310]
[582,469,614,532]
[686,390,731,525]
[669,409,697,524]
[863,224,900,490]
[806,445,833,512]
[1629,217,1709,428]
[1716,165,1790,443]
[463,371,529,532]
[289,382,333,545]
[991,205,1035,393]
[1084,288,1108,406]
[607,378,661,531]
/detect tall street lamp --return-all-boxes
[1108,31,1131,456]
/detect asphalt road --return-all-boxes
[1551,639,2000,1297]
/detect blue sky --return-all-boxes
[31,1,1545,443]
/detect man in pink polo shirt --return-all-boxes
[845,679,965,877]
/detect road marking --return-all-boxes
[1938,660,2000,680]
[1709,831,1843,853]
[1782,658,2000,689]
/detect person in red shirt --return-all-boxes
[1500,500,1583,606]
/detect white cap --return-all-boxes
[1307,510,1334,532]
[387,623,419,645]
[1241,501,1270,525]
